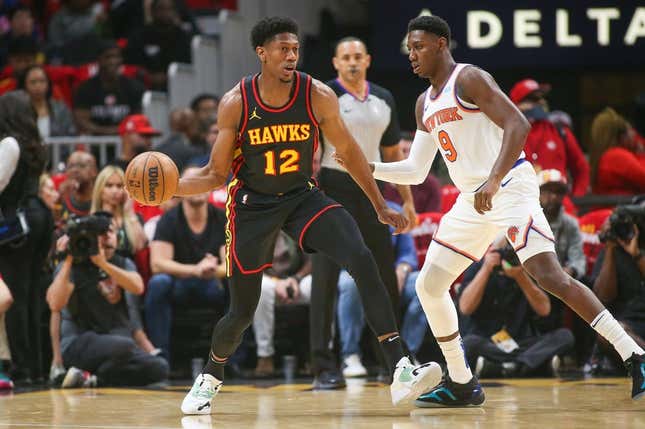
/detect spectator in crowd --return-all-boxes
[46,214,169,387]
[47,0,105,50]
[112,114,161,171]
[459,238,574,377]
[190,93,219,144]
[0,36,40,95]
[0,6,40,67]
[538,169,586,280]
[590,108,645,196]
[253,232,312,377]
[145,167,228,361]
[156,107,203,172]
[0,92,53,384]
[109,0,198,40]
[59,151,97,223]
[73,41,145,135]
[382,133,442,213]
[336,200,426,378]
[90,165,147,262]
[18,65,77,138]
[591,209,645,369]
[124,0,192,90]
[0,276,14,390]
[510,78,590,197]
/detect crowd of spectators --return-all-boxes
[0,0,643,391]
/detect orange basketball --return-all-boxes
[125,152,179,206]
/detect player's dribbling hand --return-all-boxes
[474,180,500,215]
[377,206,408,235]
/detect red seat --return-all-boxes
[578,209,612,277]
[410,212,443,267]
[440,185,459,213]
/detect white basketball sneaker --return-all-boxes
[390,357,442,406]
[181,373,223,415]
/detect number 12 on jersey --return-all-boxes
[438,130,458,162]
[264,149,300,175]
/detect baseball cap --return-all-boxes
[537,169,568,192]
[509,79,551,104]
[119,114,161,136]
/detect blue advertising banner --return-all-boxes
[369,1,645,70]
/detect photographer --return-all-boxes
[0,91,53,384]
[592,204,645,363]
[459,237,574,377]
[46,213,168,387]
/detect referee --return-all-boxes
[310,37,417,389]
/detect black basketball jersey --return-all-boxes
[232,71,319,195]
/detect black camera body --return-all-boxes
[65,214,111,263]
[493,244,521,270]
[599,204,645,244]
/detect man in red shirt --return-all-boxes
[510,79,590,197]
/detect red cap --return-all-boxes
[118,114,161,136]
[509,79,551,104]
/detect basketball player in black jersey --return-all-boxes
[173,17,442,415]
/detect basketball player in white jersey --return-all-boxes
[366,15,645,406]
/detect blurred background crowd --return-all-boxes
[0,0,643,390]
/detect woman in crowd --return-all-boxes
[590,107,645,195]
[0,91,53,384]
[17,65,77,138]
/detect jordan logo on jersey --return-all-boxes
[424,107,463,133]
[247,124,311,145]
[507,226,519,243]
[249,107,262,120]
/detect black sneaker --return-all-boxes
[626,353,645,400]
[312,370,346,390]
[414,375,485,408]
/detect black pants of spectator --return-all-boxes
[310,168,399,374]
[62,331,169,386]
[0,196,53,381]
[463,328,575,372]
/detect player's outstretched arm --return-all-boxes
[371,92,438,185]
[175,87,242,196]
[457,66,530,213]
[311,79,407,233]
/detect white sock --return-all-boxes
[591,310,644,361]
[439,335,473,384]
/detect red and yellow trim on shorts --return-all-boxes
[224,178,243,277]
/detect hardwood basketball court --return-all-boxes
[1,378,643,428]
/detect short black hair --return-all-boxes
[190,93,220,111]
[407,15,451,42]
[250,16,298,48]
[333,36,367,55]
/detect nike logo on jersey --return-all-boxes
[249,107,262,120]
[500,177,513,187]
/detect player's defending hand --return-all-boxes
[377,206,408,234]
[474,180,500,215]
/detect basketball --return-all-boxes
[124,151,179,206]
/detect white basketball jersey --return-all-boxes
[422,63,525,192]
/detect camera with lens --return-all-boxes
[492,244,521,271]
[65,213,112,263]
[598,204,645,245]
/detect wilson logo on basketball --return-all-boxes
[148,166,159,201]
[507,226,519,243]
